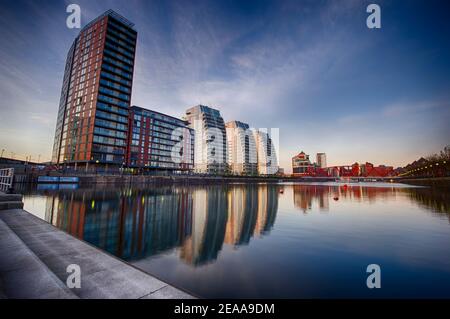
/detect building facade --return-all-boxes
[316,152,327,168]
[127,106,194,171]
[225,121,258,175]
[51,10,137,166]
[255,130,278,175]
[184,105,228,174]
[292,151,314,175]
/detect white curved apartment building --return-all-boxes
[254,130,279,175]
[185,105,228,174]
[225,121,258,175]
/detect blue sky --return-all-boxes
[0,0,449,171]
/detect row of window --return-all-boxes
[131,148,172,157]
[96,102,128,117]
[130,153,183,162]
[105,33,135,54]
[131,140,191,153]
[98,86,130,101]
[130,138,175,149]
[104,41,134,60]
[99,79,130,94]
[108,19,137,39]
[103,55,132,72]
[101,70,132,87]
[92,144,125,155]
[106,27,136,47]
[103,50,133,72]
[133,113,186,127]
[93,134,126,146]
[95,118,127,131]
[102,63,132,79]
[94,126,127,139]
[98,94,129,108]
[91,152,125,163]
[129,160,192,169]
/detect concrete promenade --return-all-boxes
[0,196,195,299]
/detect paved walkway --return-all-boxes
[0,208,195,299]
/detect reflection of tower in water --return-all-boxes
[254,185,278,236]
[293,185,330,213]
[44,187,195,260]
[180,187,228,266]
[120,187,194,260]
[225,185,258,246]
[181,184,279,265]
[43,184,280,266]
[224,184,279,247]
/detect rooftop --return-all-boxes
[81,9,135,32]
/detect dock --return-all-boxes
[0,192,195,299]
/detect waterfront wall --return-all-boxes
[13,173,337,186]
[397,177,450,188]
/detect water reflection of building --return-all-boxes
[44,187,194,260]
[181,184,280,264]
[119,188,193,259]
[43,184,280,266]
[225,185,278,246]
[404,186,450,220]
[180,187,228,265]
[293,185,330,213]
[225,185,258,245]
[292,185,415,213]
[254,185,278,236]
[225,121,258,175]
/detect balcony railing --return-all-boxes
[0,168,14,192]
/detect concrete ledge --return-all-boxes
[0,202,24,210]
[0,209,195,299]
[0,219,78,299]
[0,194,23,202]
[0,192,23,211]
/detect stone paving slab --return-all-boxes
[0,194,23,202]
[0,209,195,299]
[0,219,78,299]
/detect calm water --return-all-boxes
[21,182,450,298]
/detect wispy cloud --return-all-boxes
[0,0,449,170]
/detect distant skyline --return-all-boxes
[0,0,449,172]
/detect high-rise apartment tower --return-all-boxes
[52,10,137,167]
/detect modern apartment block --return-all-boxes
[255,130,279,175]
[225,121,257,175]
[292,151,313,175]
[184,105,228,174]
[316,152,327,168]
[51,10,137,166]
[127,106,194,171]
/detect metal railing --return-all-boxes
[0,168,14,192]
